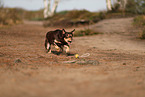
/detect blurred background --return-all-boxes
[2,0,106,12]
[0,0,145,38]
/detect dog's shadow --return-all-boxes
[51,51,75,56]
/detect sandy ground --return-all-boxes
[0,18,145,97]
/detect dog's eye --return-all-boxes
[68,34,72,37]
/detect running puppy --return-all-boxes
[45,29,75,55]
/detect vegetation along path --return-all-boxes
[0,17,145,97]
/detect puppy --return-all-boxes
[45,29,75,55]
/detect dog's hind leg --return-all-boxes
[45,40,51,53]
[45,39,48,50]
[47,43,51,53]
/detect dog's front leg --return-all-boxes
[64,45,70,54]
[55,45,62,52]
[55,43,63,53]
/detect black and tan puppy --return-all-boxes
[45,29,75,55]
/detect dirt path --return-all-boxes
[0,18,145,97]
[78,18,145,55]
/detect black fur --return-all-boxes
[45,29,75,54]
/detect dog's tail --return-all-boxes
[44,39,47,50]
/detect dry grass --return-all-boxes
[0,7,44,27]
[0,8,22,26]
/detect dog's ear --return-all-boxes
[62,29,66,34]
[71,29,75,34]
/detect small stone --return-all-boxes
[63,60,76,64]
[62,60,99,65]
[87,60,99,65]
[76,60,87,65]
[76,60,99,65]
[123,63,126,65]
[14,59,21,63]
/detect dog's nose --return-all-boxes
[68,41,72,43]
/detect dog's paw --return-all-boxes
[66,53,70,56]
[46,50,51,53]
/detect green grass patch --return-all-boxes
[138,30,145,39]
[133,15,145,26]
[44,10,105,27]
[133,15,145,39]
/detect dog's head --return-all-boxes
[63,29,75,44]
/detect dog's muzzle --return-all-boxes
[68,41,72,43]
[64,38,72,44]
[67,41,72,44]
